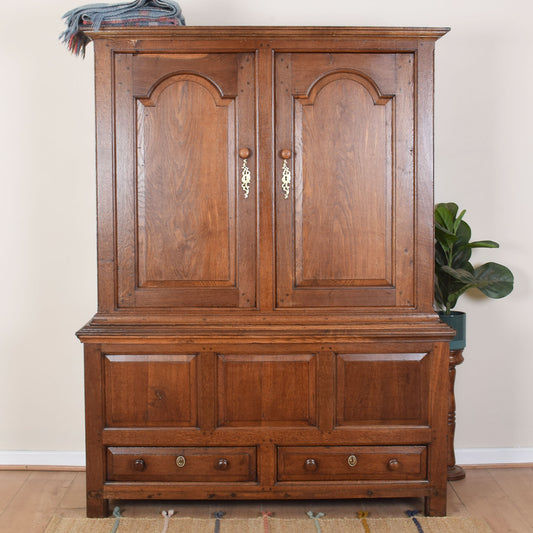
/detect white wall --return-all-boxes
[1,0,531,465]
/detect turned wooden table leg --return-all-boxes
[448,348,466,481]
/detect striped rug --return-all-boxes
[45,509,493,533]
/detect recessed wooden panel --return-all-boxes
[296,73,392,285]
[336,352,429,426]
[137,75,234,286]
[104,355,198,427]
[217,354,317,427]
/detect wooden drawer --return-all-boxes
[107,447,256,482]
[277,446,427,481]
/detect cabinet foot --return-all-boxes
[424,494,447,516]
[86,495,108,518]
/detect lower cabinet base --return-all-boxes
[82,339,450,518]
[87,483,447,518]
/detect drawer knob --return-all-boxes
[239,148,252,159]
[304,458,318,472]
[388,458,400,471]
[347,454,358,467]
[215,458,230,471]
[176,455,186,468]
[133,458,146,472]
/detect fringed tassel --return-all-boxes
[357,511,371,533]
[65,30,91,58]
[406,510,425,533]
[306,511,325,533]
[213,510,225,533]
[161,509,174,533]
[261,511,273,533]
[110,506,121,533]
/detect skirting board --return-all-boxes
[455,448,533,466]
[0,448,532,469]
[0,451,85,468]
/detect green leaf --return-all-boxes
[453,209,466,234]
[451,245,472,269]
[472,262,514,298]
[435,243,447,266]
[435,265,472,312]
[468,240,500,249]
[455,220,471,248]
[463,262,475,274]
[434,209,446,229]
[435,204,456,232]
[434,276,445,310]
[435,221,455,237]
[435,226,456,255]
[439,202,459,219]
[445,286,469,311]
[441,266,476,284]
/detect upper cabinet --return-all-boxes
[91,28,446,317]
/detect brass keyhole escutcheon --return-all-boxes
[347,455,358,467]
[176,455,186,468]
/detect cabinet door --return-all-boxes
[114,53,256,308]
[275,53,415,308]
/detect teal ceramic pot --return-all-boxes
[438,311,466,350]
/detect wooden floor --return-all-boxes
[0,467,532,532]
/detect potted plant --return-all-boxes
[435,202,514,480]
[434,202,514,349]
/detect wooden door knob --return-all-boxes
[304,458,318,472]
[280,149,292,160]
[239,148,252,159]
[133,458,146,471]
[215,458,230,471]
[387,458,400,471]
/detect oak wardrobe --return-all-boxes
[76,26,452,517]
